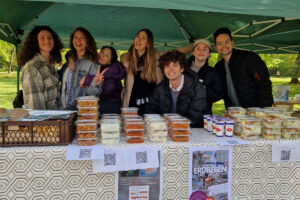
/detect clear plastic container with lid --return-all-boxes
[170,134,189,142]
[282,128,300,139]
[77,131,98,139]
[149,135,167,142]
[126,136,144,143]
[100,119,121,132]
[101,131,120,139]
[78,113,98,121]
[147,129,168,136]
[101,137,120,145]
[262,127,281,140]
[77,96,99,107]
[124,129,144,137]
[169,128,190,135]
[124,121,144,130]
[78,107,99,114]
[247,107,262,117]
[77,138,97,146]
[168,118,190,129]
[121,107,138,116]
[76,120,98,132]
[282,117,300,128]
[147,121,168,130]
[228,107,247,116]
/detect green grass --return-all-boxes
[0,73,299,112]
[0,72,21,109]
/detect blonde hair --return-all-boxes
[127,29,158,83]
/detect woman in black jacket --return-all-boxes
[188,39,224,114]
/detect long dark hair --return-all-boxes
[69,27,98,63]
[127,29,157,83]
[101,46,118,64]
[17,26,63,66]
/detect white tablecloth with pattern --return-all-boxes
[1,129,300,200]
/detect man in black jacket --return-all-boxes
[146,50,208,127]
[213,27,273,108]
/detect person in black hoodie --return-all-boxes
[188,39,224,114]
[146,50,208,128]
[213,27,273,108]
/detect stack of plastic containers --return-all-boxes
[121,107,145,143]
[144,114,168,142]
[262,111,283,139]
[282,117,300,139]
[76,96,99,145]
[164,114,190,142]
[100,114,121,144]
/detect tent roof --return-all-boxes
[1,0,300,53]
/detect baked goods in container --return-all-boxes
[169,128,190,135]
[101,137,120,145]
[77,131,97,139]
[77,96,99,107]
[168,119,190,129]
[126,136,144,143]
[78,114,98,121]
[228,107,247,117]
[77,138,97,146]
[282,128,300,139]
[78,107,98,114]
[170,135,189,142]
[124,121,144,130]
[76,121,98,131]
[100,119,120,132]
[149,135,167,142]
[283,117,300,128]
[125,129,144,137]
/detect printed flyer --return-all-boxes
[189,146,232,200]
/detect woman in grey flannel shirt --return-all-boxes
[18,26,63,110]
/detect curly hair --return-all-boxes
[69,27,98,63]
[159,50,188,72]
[17,26,63,66]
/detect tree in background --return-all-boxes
[0,40,17,72]
[289,54,300,84]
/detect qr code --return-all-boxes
[104,153,116,166]
[280,150,291,161]
[79,149,92,159]
[136,151,147,164]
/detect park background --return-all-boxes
[0,39,299,114]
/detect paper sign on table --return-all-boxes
[272,142,300,162]
[93,146,159,172]
[66,144,104,160]
[215,138,249,146]
[129,185,149,200]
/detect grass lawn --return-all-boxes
[0,72,299,113]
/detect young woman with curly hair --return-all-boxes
[18,26,63,110]
[66,27,103,109]
[121,29,193,115]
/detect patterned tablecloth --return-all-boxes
[1,129,300,200]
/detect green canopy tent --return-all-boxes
[1,0,300,90]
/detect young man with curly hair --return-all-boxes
[146,50,208,127]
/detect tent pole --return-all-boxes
[16,44,20,92]
[168,10,192,42]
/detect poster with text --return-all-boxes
[189,146,232,200]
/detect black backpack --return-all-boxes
[13,90,24,108]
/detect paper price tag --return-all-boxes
[66,144,104,160]
[129,185,149,200]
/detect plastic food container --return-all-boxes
[168,119,190,129]
[76,121,98,131]
[147,121,168,130]
[149,135,167,142]
[124,121,144,130]
[170,134,189,142]
[228,107,247,116]
[78,114,98,121]
[247,107,262,117]
[146,129,168,136]
[262,132,281,140]
[283,117,300,128]
[100,119,120,132]
[77,131,97,139]
[126,136,144,143]
[101,131,120,139]
[124,129,144,137]
[282,128,300,139]
[101,137,120,145]
[240,134,260,140]
[169,128,190,135]
[78,107,98,114]
[77,96,99,107]
[121,107,138,116]
[77,138,97,146]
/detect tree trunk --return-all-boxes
[8,46,15,74]
[289,54,300,84]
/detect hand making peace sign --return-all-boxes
[94,65,109,85]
